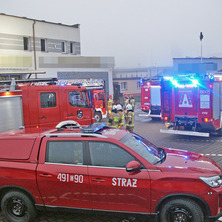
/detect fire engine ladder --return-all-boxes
[57,79,104,87]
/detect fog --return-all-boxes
[1,0,222,68]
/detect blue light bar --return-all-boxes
[171,79,179,87]
[72,83,83,86]
[81,122,107,133]
[190,79,199,87]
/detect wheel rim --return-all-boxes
[7,197,27,217]
[167,206,192,222]
[94,114,100,122]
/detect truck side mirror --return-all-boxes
[126,161,141,172]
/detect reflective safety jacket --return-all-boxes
[129,98,135,110]
[108,99,114,109]
[124,98,129,110]
[117,110,124,128]
[125,111,134,127]
[107,112,120,128]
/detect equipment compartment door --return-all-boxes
[151,86,161,106]
[0,96,23,132]
[174,87,198,117]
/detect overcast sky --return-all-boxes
[1,0,222,68]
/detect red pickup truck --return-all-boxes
[0,122,222,222]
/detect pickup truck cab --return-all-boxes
[0,122,222,222]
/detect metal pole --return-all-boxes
[201,40,203,63]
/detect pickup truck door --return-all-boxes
[87,141,151,213]
[36,138,91,209]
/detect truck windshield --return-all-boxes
[120,133,163,165]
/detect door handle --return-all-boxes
[68,114,74,117]
[91,178,106,183]
[39,173,53,178]
[40,116,46,119]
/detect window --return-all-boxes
[89,142,135,168]
[69,91,88,107]
[61,41,66,53]
[46,141,83,165]
[70,42,79,54]
[120,133,160,165]
[23,37,30,50]
[137,81,141,89]
[121,82,127,90]
[40,92,56,108]
[98,92,105,107]
[41,39,47,52]
[70,42,74,54]
[98,92,105,101]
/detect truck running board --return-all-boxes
[160,129,210,137]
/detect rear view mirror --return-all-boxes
[126,161,141,172]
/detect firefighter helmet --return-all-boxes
[130,94,134,98]
[112,105,117,110]
[116,104,122,111]
[109,95,113,99]
[126,104,133,111]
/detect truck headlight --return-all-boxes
[200,175,222,188]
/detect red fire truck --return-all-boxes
[160,74,222,137]
[141,77,161,118]
[0,78,105,132]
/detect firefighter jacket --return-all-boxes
[129,98,135,111]
[117,110,124,128]
[125,110,134,132]
[108,99,114,116]
[107,111,120,128]
[124,98,129,111]
[108,99,114,109]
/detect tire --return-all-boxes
[94,112,102,122]
[160,198,204,222]
[1,190,37,222]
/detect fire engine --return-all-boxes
[0,78,106,132]
[141,77,161,118]
[160,73,222,137]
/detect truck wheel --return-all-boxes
[1,190,37,222]
[160,198,204,222]
[94,112,102,122]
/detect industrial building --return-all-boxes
[0,13,114,97]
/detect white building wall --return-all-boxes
[0,14,115,96]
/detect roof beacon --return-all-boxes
[81,122,107,133]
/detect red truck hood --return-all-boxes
[157,147,222,176]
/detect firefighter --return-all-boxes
[107,95,114,117]
[107,105,120,128]
[129,95,135,111]
[123,93,129,115]
[125,104,134,132]
[116,104,124,128]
